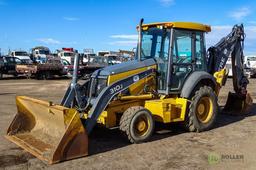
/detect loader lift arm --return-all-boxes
[60,54,155,134]
[207,24,249,97]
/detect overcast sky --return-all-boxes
[0,0,255,55]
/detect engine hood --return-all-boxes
[92,59,156,77]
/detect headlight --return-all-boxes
[90,77,107,97]
[96,78,107,95]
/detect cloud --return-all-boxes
[110,34,138,40]
[37,38,61,45]
[109,34,138,46]
[63,17,80,21]
[248,21,256,25]
[207,25,256,44]
[109,40,137,46]
[159,0,175,7]
[229,7,251,20]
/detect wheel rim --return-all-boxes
[134,115,149,137]
[196,96,213,123]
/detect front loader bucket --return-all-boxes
[5,96,88,164]
[223,92,253,115]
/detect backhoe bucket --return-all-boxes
[5,96,88,164]
[223,92,253,115]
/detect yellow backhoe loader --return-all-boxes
[5,19,252,164]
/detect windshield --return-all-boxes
[137,27,170,61]
[39,50,50,55]
[64,52,74,57]
[15,51,28,56]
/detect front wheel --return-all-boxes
[185,86,218,132]
[120,106,154,143]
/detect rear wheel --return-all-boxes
[0,72,3,79]
[120,106,154,143]
[185,86,218,132]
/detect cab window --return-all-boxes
[172,30,192,64]
[195,32,206,71]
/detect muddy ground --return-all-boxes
[0,77,255,170]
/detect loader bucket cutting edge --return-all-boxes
[5,96,88,164]
[223,92,253,115]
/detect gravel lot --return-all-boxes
[0,77,255,170]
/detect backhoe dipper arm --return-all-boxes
[207,24,249,96]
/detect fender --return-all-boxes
[180,71,216,99]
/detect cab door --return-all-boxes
[169,29,206,92]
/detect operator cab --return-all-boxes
[137,22,211,94]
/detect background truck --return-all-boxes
[244,55,256,78]
[61,58,82,78]
[58,48,77,64]
[33,57,64,79]
[80,53,108,78]
[10,50,32,64]
[0,56,36,79]
[31,46,64,79]
[31,46,51,63]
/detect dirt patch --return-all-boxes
[0,153,33,168]
[0,78,255,169]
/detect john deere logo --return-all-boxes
[208,153,220,165]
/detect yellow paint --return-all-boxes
[135,115,149,136]
[138,22,211,32]
[6,96,88,164]
[107,65,156,84]
[95,100,145,128]
[195,96,213,123]
[119,94,154,100]
[214,68,227,85]
[107,65,157,95]
[213,68,228,95]
[145,98,188,123]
